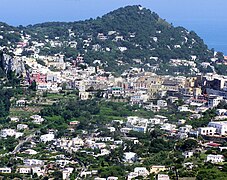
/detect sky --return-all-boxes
[1,0,227,54]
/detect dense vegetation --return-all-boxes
[0,88,13,118]
[0,51,22,118]
[40,98,154,133]
[0,22,21,47]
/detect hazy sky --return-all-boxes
[1,0,227,53]
[0,0,226,26]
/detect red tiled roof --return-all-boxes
[207,142,221,147]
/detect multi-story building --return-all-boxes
[208,121,227,135]
[24,159,44,166]
[198,127,216,136]
[208,95,223,108]
[206,154,224,163]
[0,168,12,173]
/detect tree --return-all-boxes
[52,171,62,179]
[222,164,227,172]
[0,88,14,118]
[196,169,224,180]
[29,80,37,91]
[180,139,198,151]
[0,101,7,117]
[62,82,67,90]
[215,51,224,60]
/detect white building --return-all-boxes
[198,127,216,136]
[134,167,149,177]
[132,125,147,133]
[108,127,116,132]
[16,100,26,107]
[19,167,31,174]
[40,133,55,142]
[149,118,163,125]
[109,87,124,97]
[62,167,74,180]
[167,96,179,103]
[178,119,186,125]
[94,178,106,180]
[23,149,38,155]
[208,121,227,135]
[157,174,170,180]
[179,125,192,133]
[24,159,44,166]
[72,137,84,146]
[118,47,127,52]
[216,109,227,116]
[17,124,28,130]
[130,93,149,105]
[123,152,137,163]
[32,167,45,177]
[206,154,224,163]
[149,115,168,125]
[178,105,190,112]
[0,129,16,138]
[161,123,177,132]
[93,143,106,149]
[79,91,90,100]
[98,137,114,142]
[10,117,19,122]
[80,171,92,178]
[0,167,11,173]
[208,95,223,108]
[120,127,132,134]
[107,177,118,180]
[157,100,167,107]
[144,103,160,112]
[220,147,227,152]
[30,115,44,124]
[182,151,194,158]
[126,116,148,133]
[56,160,71,167]
[101,149,111,155]
[15,132,24,139]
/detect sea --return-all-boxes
[172,20,227,55]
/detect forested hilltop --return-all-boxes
[0,5,215,74]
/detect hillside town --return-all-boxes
[1,31,227,179]
[1,5,227,180]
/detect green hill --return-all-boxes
[0,22,21,47]
[1,5,214,74]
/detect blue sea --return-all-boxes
[172,20,227,55]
